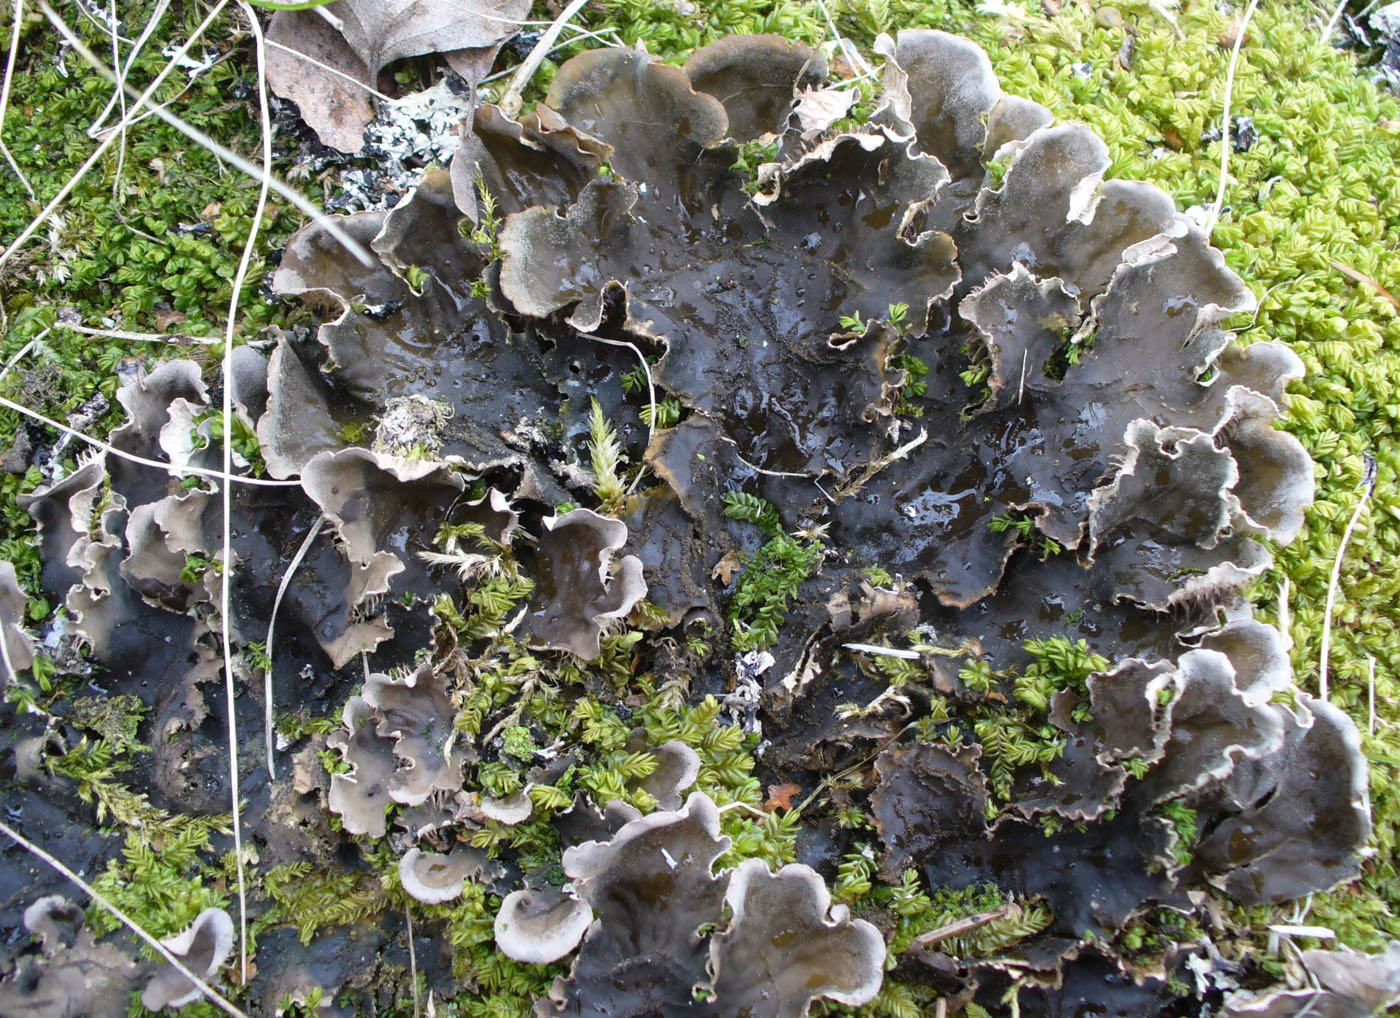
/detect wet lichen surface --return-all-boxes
[2,2,1400,1018]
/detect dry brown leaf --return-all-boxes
[829,53,862,81]
[266,10,377,153]
[444,46,500,85]
[764,782,802,812]
[793,86,859,140]
[1218,14,1250,49]
[153,307,187,332]
[711,550,743,586]
[332,0,530,79]
[266,0,530,154]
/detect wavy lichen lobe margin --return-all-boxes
[0,21,1386,1018]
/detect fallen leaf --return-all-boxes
[765,782,802,812]
[332,0,530,80]
[266,0,530,154]
[444,46,499,87]
[266,10,377,154]
[829,53,862,81]
[711,549,743,586]
[794,86,859,140]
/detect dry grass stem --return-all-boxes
[0,819,253,1018]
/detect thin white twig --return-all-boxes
[1278,932,1327,1018]
[218,1,275,985]
[72,0,131,42]
[263,515,326,778]
[843,643,921,660]
[0,391,301,486]
[99,48,239,136]
[29,4,375,269]
[406,904,421,1018]
[433,0,534,27]
[0,334,45,381]
[1204,0,1260,238]
[1322,0,1362,41]
[55,320,219,344]
[836,426,928,498]
[582,335,655,494]
[477,26,625,86]
[0,0,36,198]
[738,458,813,479]
[0,819,253,1018]
[1267,923,1335,939]
[0,596,17,681]
[1318,463,1375,700]
[500,0,591,116]
[108,0,129,201]
[911,905,1015,949]
[1,1,231,271]
[313,2,343,32]
[813,0,874,78]
[88,0,172,136]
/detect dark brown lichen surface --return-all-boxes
[0,27,1379,1018]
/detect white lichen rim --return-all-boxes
[493,887,594,964]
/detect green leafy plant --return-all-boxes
[587,398,628,513]
[262,863,389,945]
[723,493,825,651]
[469,173,503,260]
[639,395,682,429]
[722,490,782,536]
[180,552,220,584]
[989,510,1063,558]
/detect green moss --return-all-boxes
[262,863,390,946]
[723,492,825,651]
[1154,800,1201,870]
[87,825,229,940]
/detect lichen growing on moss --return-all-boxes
[0,2,1399,1017]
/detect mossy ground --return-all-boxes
[1,0,1398,1015]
